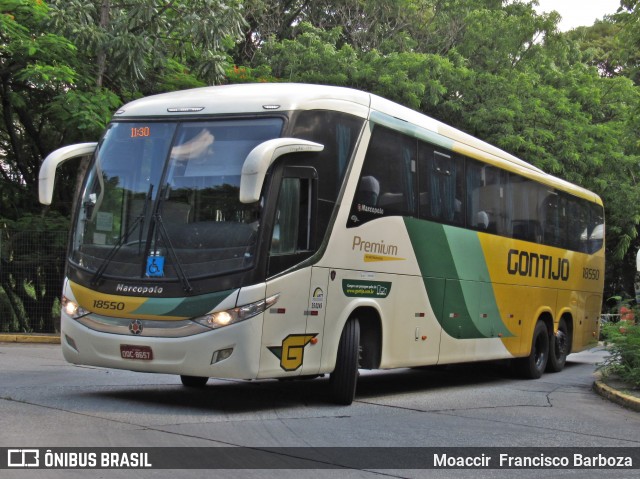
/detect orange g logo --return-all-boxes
[268,334,318,371]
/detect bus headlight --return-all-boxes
[195,294,280,329]
[61,296,89,319]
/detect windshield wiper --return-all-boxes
[149,185,193,293]
[90,184,153,287]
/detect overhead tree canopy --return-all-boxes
[46,0,246,96]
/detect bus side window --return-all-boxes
[348,125,416,227]
[355,176,380,206]
[268,168,317,276]
[566,196,585,251]
[418,143,463,226]
[587,203,604,253]
[466,160,506,234]
[271,178,302,255]
[540,190,564,248]
[507,173,541,243]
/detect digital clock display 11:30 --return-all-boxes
[131,126,151,138]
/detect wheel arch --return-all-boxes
[558,311,574,330]
[349,306,382,369]
[559,311,574,351]
[321,301,383,373]
[534,311,554,353]
[538,311,553,330]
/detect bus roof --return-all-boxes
[115,83,372,118]
[114,83,601,205]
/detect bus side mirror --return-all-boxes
[39,142,98,205]
[239,138,323,204]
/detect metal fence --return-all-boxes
[600,314,622,325]
[0,229,68,333]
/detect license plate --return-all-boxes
[120,344,153,361]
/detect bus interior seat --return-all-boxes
[377,192,404,210]
[355,176,380,205]
[476,211,489,230]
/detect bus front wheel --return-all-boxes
[180,375,209,388]
[329,318,360,405]
[514,320,549,379]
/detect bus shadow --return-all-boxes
[355,361,513,399]
[89,360,532,413]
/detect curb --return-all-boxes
[593,376,640,413]
[0,334,61,344]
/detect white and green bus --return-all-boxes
[39,83,604,404]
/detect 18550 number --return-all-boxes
[93,300,125,311]
[582,268,600,280]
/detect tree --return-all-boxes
[0,0,95,331]
[0,0,245,332]
[1,0,120,215]
[612,0,640,84]
[233,0,640,300]
[239,0,426,61]
[47,0,246,97]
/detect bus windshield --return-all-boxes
[71,118,284,281]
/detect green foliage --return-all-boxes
[250,22,462,111]
[235,1,640,301]
[255,24,357,84]
[239,0,431,59]
[599,321,640,388]
[156,59,208,92]
[47,89,121,134]
[224,64,275,83]
[1,211,70,233]
[0,0,84,212]
[1,214,69,333]
[611,1,640,84]
[47,0,246,93]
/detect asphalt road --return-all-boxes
[0,342,638,479]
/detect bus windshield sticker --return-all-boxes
[146,255,165,277]
[342,280,392,298]
[96,212,113,232]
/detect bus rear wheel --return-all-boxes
[546,318,570,373]
[514,320,549,379]
[180,375,209,388]
[329,318,360,405]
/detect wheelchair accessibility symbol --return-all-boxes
[146,255,165,277]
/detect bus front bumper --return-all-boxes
[60,312,264,379]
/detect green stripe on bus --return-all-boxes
[133,289,236,318]
[404,218,512,339]
[444,226,512,337]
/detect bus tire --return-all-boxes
[514,321,549,379]
[180,375,209,388]
[546,318,570,373]
[329,318,360,405]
